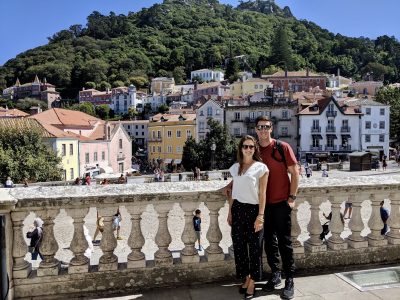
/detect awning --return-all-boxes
[312,134,323,140]
[326,134,337,139]
[342,134,351,139]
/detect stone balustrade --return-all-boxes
[1,175,400,299]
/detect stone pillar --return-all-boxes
[347,194,368,248]
[304,196,327,253]
[327,196,347,250]
[65,207,89,274]
[11,211,31,278]
[367,194,388,247]
[387,192,400,244]
[154,203,173,266]
[98,206,118,271]
[180,201,200,263]
[291,199,304,255]
[37,209,60,276]
[126,204,146,268]
[204,200,225,261]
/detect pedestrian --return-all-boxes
[4,176,14,188]
[255,116,299,299]
[26,217,44,260]
[322,169,329,177]
[92,211,104,244]
[23,178,29,187]
[84,174,91,185]
[380,200,389,235]
[226,135,268,298]
[113,208,123,240]
[118,174,125,184]
[382,157,387,171]
[305,167,312,178]
[343,201,352,219]
[74,177,82,185]
[193,209,202,251]
[196,166,201,181]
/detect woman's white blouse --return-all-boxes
[229,161,268,205]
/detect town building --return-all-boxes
[144,93,167,112]
[78,88,112,106]
[193,82,230,103]
[349,81,383,96]
[190,69,224,82]
[110,85,138,115]
[262,70,326,92]
[326,73,352,91]
[148,113,196,164]
[196,98,224,141]
[150,77,175,94]
[230,78,273,97]
[2,76,61,108]
[109,120,149,150]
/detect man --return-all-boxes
[255,116,299,300]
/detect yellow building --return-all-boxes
[148,113,196,164]
[230,78,273,97]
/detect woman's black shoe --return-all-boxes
[239,286,247,294]
[244,289,256,299]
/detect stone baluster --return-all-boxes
[304,196,327,253]
[154,203,174,266]
[290,198,304,255]
[37,209,60,276]
[327,195,347,250]
[98,206,118,271]
[367,193,388,247]
[65,207,89,274]
[180,201,200,263]
[126,204,146,268]
[11,211,31,278]
[347,194,368,248]
[204,199,225,261]
[387,192,400,244]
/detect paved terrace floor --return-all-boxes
[91,270,400,300]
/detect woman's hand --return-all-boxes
[254,218,264,232]
[227,211,232,226]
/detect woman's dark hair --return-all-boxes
[237,135,262,175]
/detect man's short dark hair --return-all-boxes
[255,115,272,126]
[195,209,201,214]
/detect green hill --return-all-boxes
[0,0,399,98]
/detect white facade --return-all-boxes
[191,69,224,82]
[196,99,224,141]
[112,120,149,149]
[144,93,167,112]
[111,85,137,115]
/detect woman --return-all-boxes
[227,135,269,299]
[26,218,44,260]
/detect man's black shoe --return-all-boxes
[281,278,294,299]
[262,271,281,292]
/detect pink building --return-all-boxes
[349,81,383,96]
[79,88,112,105]
[193,82,230,102]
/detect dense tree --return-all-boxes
[225,58,240,83]
[0,126,62,183]
[95,104,111,119]
[158,104,169,113]
[375,87,400,139]
[270,25,293,70]
[70,102,96,116]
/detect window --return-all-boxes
[234,112,241,120]
[216,109,221,115]
[152,146,155,153]
[85,153,90,164]
[119,163,124,173]
[282,110,288,119]
[327,137,334,147]
[177,146,182,153]
[157,130,161,138]
[62,144,66,156]
[366,108,371,115]
[152,131,156,138]
[69,144,73,156]
[379,121,385,129]
[258,111,263,116]
[234,127,241,136]
[379,135,385,142]
[200,110,204,116]
[186,130,192,138]
[365,135,371,142]
[167,130,172,138]
[119,139,123,149]
[158,146,161,153]
[328,104,334,111]
[250,112,256,120]
[199,121,205,130]
[255,84,258,89]
[102,151,105,161]
[207,107,213,116]
[142,132,144,136]
[281,127,288,136]
[94,152,98,162]
[70,168,74,180]
[260,85,263,89]
[128,125,131,129]
[177,130,181,138]
[312,138,320,147]
[142,125,144,129]
[328,119,334,127]
[342,120,348,127]
[167,145,172,153]
[365,121,371,129]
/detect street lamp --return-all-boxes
[211,142,216,170]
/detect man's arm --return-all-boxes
[287,164,299,208]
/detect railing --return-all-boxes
[231,119,244,122]
[326,111,337,117]
[341,126,351,133]
[311,126,321,133]
[339,145,352,151]
[2,177,400,299]
[326,126,336,132]
[310,145,323,151]
[325,145,337,151]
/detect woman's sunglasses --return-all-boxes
[242,144,255,150]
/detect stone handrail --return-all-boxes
[1,175,400,299]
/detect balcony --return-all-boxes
[326,126,336,133]
[310,145,323,151]
[244,117,256,125]
[325,145,337,151]
[341,126,351,133]
[311,126,321,133]
[148,137,162,142]
[231,118,244,123]
[339,145,352,151]
[326,111,337,117]
[3,177,400,299]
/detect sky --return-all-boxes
[0,0,399,66]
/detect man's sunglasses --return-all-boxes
[256,125,271,130]
[242,144,255,150]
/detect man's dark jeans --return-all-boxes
[264,200,295,278]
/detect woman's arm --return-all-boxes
[226,181,234,226]
[255,171,269,232]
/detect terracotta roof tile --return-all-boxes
[151,113,196,122]
[0,118,53,138]
[0,108,29,117]
[29,108,100,128]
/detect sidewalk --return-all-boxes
[92,271,400,300]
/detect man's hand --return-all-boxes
[287,198,295,209]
